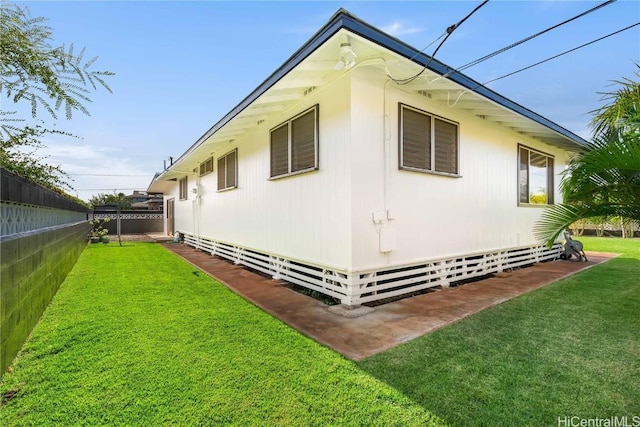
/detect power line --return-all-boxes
[389,0,490,85]
[482,22,639,86]
[453,0,616,74]
[445,21,640,107]
[408,32,447,62]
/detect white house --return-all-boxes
[148,9,586,307]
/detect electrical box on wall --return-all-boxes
[379,228,397,253]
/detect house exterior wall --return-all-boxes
[156,66,574,305]
[348,66,568,271]
[149,11,585,305]
[164,67,570,276]
[170,75,354,270]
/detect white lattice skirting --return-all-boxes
[182,232,561,306]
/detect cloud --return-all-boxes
[380,20,423,37]
[43,143,115,162]
[36,143,158,201]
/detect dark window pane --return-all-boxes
[291,109,316,172]
[217,157,225,190]
[434,118,457,174]
[179,177,188,200]
[270,124,289,177]
[226,150,237,188]
[402,108,431,170]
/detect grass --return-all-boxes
[1,237,638,426]
[358,236,640,426]
[0,242,444,426]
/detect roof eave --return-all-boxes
[159,8,587,180]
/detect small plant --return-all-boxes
[89,217,111,242]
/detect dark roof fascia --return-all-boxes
[169,10,351,170]
[168,9,586,174]
[339,11,589,148]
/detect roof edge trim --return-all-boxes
[164,8,587,176]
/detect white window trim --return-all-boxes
[178,176,188,201]
[269,105,319,180]
[399,103,460,178]
[518,144,555,207]
[217,148,238,192]
[199,157,214,177]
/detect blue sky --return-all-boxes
[8,1,640,201]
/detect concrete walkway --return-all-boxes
[162,242,615,361]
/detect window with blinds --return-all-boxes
[179,176,188,200]
[270,105,318,179]
[518,145,554,205]
[270,124,289,177]
[217,149,238,191]
[199,157,214,176]
[399,104,459,176]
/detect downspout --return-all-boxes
[383,78,392,224]
[378,77,395,260]
[193,170,201,244]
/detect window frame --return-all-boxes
[269,105,319,180]
[178,176,188,201]
[217,148,238,192]
[399,103,460,177]
[199,157,214,176]
[517,144,555,206]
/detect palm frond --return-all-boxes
[589,64,640,136]
[534,204,585,246]
[535,203,640,247]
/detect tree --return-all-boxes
[534,68,640,245]
[0,3,113,191]
[88,192,132,209]
[590,66,640,137]
[0,124,74,191]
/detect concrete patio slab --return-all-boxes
[162,242,616,361]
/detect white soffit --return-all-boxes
[160,16,585,182]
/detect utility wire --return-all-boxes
[452,0,616,74]
[389,0,490,85]
[445,22,640,108]
[407,32,447,62]
[481,21,640,86]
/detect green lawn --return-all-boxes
[358,236,640,426]
[0,242,443,426]
[1,238,638,426]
